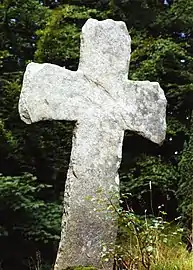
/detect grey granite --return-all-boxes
[19,18,167,270]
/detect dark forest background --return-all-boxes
[0,0,193,269]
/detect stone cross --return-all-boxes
[19,19,167,270]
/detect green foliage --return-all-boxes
[177,113,193,231]
[35,5,108,69]
[120,155,179,218]
[0,173,61,268]
[0,173,61,241]
[121,155,179,193]
[0,50,10,68]
[0,0,49,72]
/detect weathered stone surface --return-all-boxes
[19,19,167,270]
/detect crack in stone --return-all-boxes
[83,74,136,129]
[72,168,78,179]
[83,74,112,98]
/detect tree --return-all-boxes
[0,0,49,73]
[178,112,193,231]
[35,4,108,69]
[0,0,50,175]
[0,173,61,269]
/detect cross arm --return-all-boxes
[19,62,89,124]
[123,80,167,144]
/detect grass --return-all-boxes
[113,214,193,270]
[151,239,193,270]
